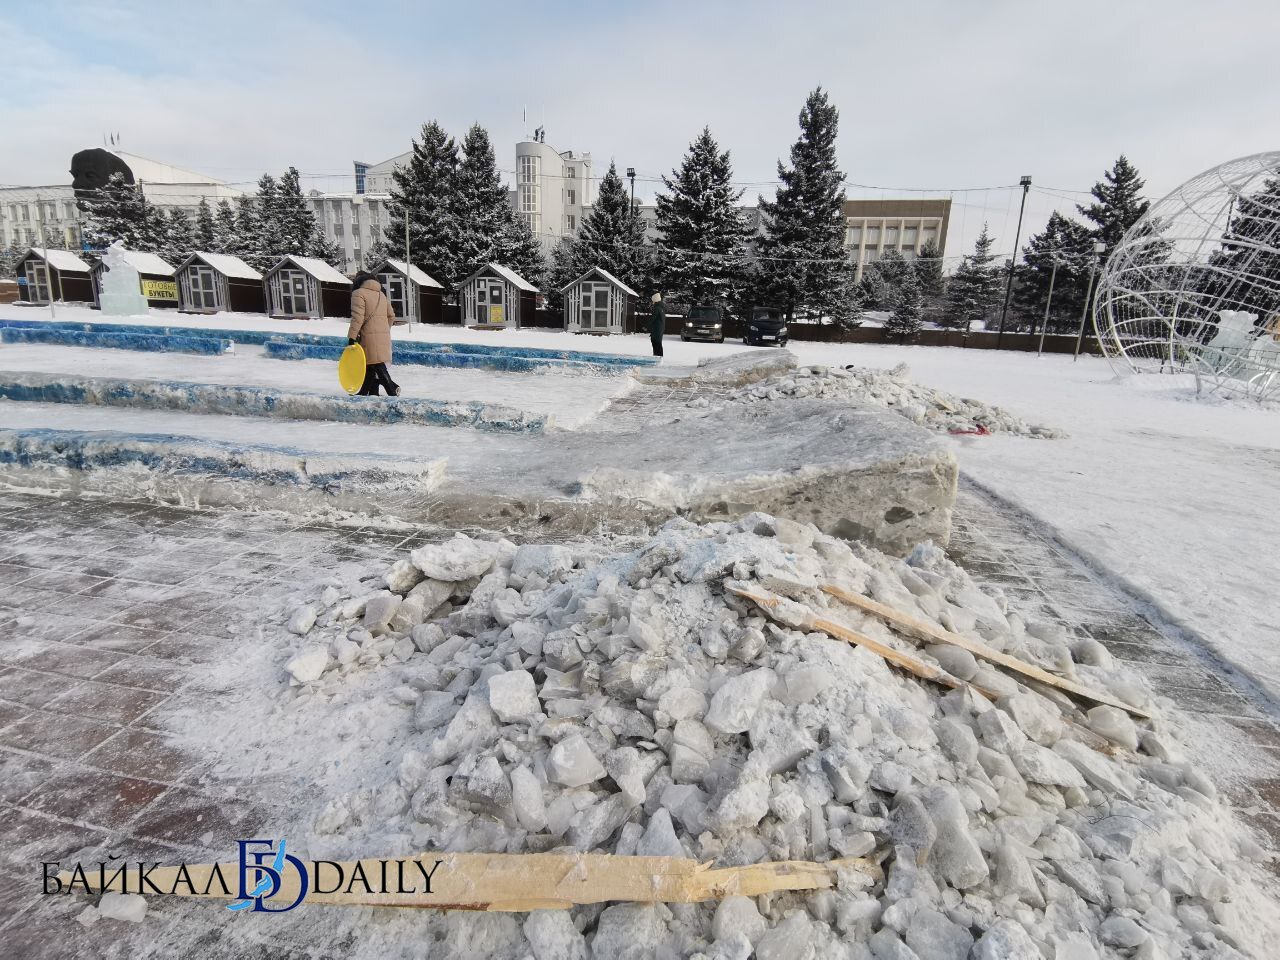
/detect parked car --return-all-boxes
[744,306,788,346]
[681,305,727,343]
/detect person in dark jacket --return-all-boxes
[649,292,665,357]
[348,275,400,396]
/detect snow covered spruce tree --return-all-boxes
[454,124,544,286]
[78,172,164,252]
[1014,211,1094,332]
[547,161,648,306]
[162,207,194,262]
[654,127,750,306]
[193,198,217,252]
[1078,155,1149,258]
[859,248,911,310]
[914,237,945,319]
[884,267,923,341]
[1202,167,1280,320]
[251,173,282,266]
[383,121,464,288]
[941,223,1001,331]
[230,195,261,263]
[756,88,859,325]
[213,200,237,255]
[276,166,338,261]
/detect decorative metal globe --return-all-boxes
[1093,151,1280,401]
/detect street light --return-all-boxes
[626,167,636,216]
[996,175,1032,349]
[1073,239,1108,361]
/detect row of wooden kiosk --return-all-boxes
[11,247,640,334]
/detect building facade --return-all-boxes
[307,191,392,273]
[0,150,242,254]
[512,137,593,254]
[841,198,951,281]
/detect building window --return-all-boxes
[864,225,880,245]
[902,225,919,249]
[519,184,539,214]
[884,226,900,248]
[565,166,577,179]
[863,247,880,263]
[922,227,938,246]
[901,248,917,261]
[564,214,576,232]
[565,188,576,206]
[354,162,368,195]
[518,155,540,184]
[335,223,344,237]
[845,224,862,246]
[21,205,30,222]
[63,201,77,219]
[521,212,541,234]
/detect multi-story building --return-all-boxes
[842,198,951,280]
[338,135,597,266]
[307,190,392,273]
[0,150,242,253]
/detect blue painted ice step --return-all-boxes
[0,327,231,355]
[0,374,551,433]
[0,317,654,368]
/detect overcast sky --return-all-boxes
[4,0,1277,261]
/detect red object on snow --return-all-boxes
[948,425,991,436]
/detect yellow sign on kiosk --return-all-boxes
[338,343,367,395]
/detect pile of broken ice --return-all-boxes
[718,362,1062,439]
[281,517,1266,959]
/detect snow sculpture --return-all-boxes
[1093,151,1280,401]
[98,242,149,316]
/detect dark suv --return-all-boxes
[681,305,727,343]
[744,306,788,346]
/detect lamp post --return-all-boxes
[1073,240,1107,361]
[996,175,1032,349]
[1036,252,1060,357]
[626,167,636,217]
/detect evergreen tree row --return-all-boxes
[75,167,335,269]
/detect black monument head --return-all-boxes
[70,148,135,197]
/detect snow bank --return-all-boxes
[722,362,1063,438]
[257,515,1273,959]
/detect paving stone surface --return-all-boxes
[0,484,1275,956]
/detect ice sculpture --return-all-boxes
[98,242,149,316]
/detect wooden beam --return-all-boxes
[725,582,1001,700]
[820,583,1149,719]
[59,852,880,912]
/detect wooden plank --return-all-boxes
[725,583,1002,701]
[820,583,1149,720]
[59,851,879,912]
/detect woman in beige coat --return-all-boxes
[347,275,400,396]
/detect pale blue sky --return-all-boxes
[4,0,1277,259]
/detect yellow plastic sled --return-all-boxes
[338,343,367,395]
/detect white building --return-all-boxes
[512,135,594,254]
[307,190,392,273]
[0,150,242,253]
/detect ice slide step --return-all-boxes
[0,373,552,433]
[1,326,232,355]
[0,426,447,494]
[0,317,655,367]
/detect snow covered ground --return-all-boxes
[3,304,1276,706]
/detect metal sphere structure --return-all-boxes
[1093,151,1280,401]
